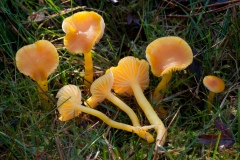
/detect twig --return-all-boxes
[103,110,121,160]
[153,106,182,159]
[169,0,240,12]
[156,87,197,105]
[158,2,240,19]
[55,136,65,160]
[3,13,28,43]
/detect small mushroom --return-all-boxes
[56,84,155,143]
[62,11,105,87]
[85,71,141,127]
[146,36,193,102]
[203,75,225,110]
[16,40,59,104]
[110,56,167,146]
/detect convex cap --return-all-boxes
[203,75,225,93]
[62,11,105,54]
[16,40,59,82]
[146,36,193,77]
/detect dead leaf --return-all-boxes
[28,11,45,22]
[198,117,235,150]
[198,134,219,145]
[214,117,234,138]
[126,12,140,25]
[218,138,235,150]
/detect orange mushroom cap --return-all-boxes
[146,36,193,77]
[86,71,114,107]
[62,11,105,54]
[110,56,149,95]
[16,40,59,82]
[56,85,82,121]
[203,75,225,93]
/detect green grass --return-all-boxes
[0,0,239,159]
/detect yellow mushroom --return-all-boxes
[85,71,142,125]
[56,84,155,142]
[62,11,105,88]
[84,71,154,142]
[16,40,59,105]
[203,75,225,110]
[110,56,167,147]
[146,36,193,102]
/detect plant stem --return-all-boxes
[212,132,221,159]
[238,87,240,143]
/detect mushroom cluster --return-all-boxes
[15,10,226,155]
[56,84,155,143]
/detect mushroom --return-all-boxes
[85,71,142,127]
[56,84,155,143]
[203,75,225,110]
[146,36,193,102]
[16,40,59,104]
[110,56,167,146]
[62,11,105,88]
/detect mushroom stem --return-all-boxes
[37,80,49,105]
[105,93,140,127]
[207,91,215,110]
[85,92,141,127]
[83,51,93,88]
[131,82,167,146]
[37,80,48,92]
[74,104,155,143]
[85,92,145,131]
[153,72,172,102]
[85,97,99,108]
